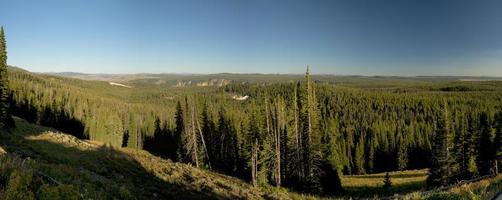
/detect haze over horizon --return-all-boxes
[2,0,502,76]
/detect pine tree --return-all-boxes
[297,65,322,191]
[291,83,304,182]
[246,102,262,186]
[0,26,12,129]
[354,135,366,174]
[215,108,240,176]
[201,102,215,169]
[174,101,186,162]
[427,101,451,186]
[453,113,469,179]
[396,141,408,171]
[175,97,206,168]
[477,112,495,175]
[466,112,479,177]
[319,117,343,194]
[494,111,502,174]
[269,97,286,187]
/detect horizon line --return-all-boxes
[9,65,502,78]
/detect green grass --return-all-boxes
[341,169,428,198]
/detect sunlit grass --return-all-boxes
[342,169,428,187]
[341,169,428,198]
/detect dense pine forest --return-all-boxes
[1,26,502,198]
[4,66,502,194]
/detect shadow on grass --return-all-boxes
[0,124,232,200]
[343,180,426,198]
[350,172,427,179]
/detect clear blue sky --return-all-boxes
[1,0,502,76]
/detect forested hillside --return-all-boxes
[5,64,502,196]
[0,117,283,199]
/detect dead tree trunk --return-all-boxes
[191,105,199,168]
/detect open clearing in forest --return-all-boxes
[342,169,428,197]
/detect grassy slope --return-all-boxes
[0,117,286,200]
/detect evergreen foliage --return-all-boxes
[0,27,13,129]
[427,101,451,186]
[477,112,496,175]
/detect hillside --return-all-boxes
[0,117,286,200]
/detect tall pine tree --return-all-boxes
[0,26,13,129]
[494,111,502,174]
[427,101,451,186]
[477,112,495,175]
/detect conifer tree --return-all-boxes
[319,117,343,194]
[354,135,366,174]
[477,112,495,175]
[427,101,451,186]
[453,113,469,179]
[397,141,408,171]
[466,113,479,177]
[201,102,215,168]
[493,111,502,174]
[297,65,323,191]
[245,101,263,186]
[0,26,12,129]
[175,101,186,162]
[494,111,502,174]
[175,97,206,168]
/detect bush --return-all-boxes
[383,172,392,193]
[117,185,134,200]
[426,193,463,200]
[4,169,35,200]
[37,184,80,200]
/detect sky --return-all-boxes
[1,0,502,76]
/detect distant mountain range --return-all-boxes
[43,71,502,86]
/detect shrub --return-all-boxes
[383,172,392,193]
[426,193,463,200]
[4,169,35,200]
[37,184,80,200]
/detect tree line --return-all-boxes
[427,102,502,186]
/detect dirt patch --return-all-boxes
[26,131,98,150]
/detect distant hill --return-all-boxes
[44,70,502,87]
[44,71,148,82]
